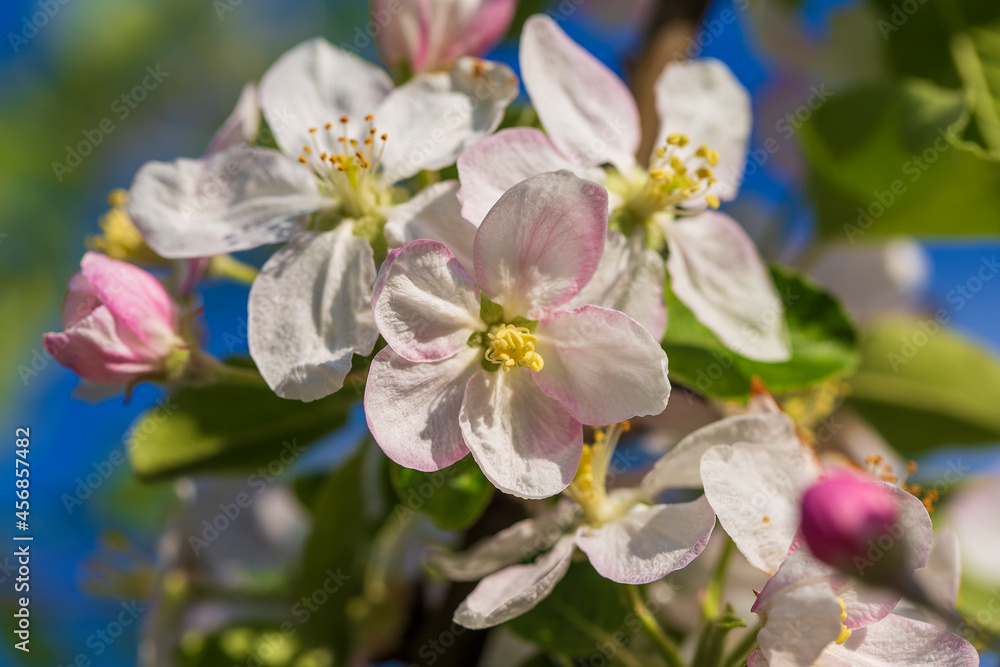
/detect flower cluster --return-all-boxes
[43,2,986,665]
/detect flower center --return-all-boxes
[484,323,544,372]
[835,597,852,645]
[297,114,391,220]
[566,423,633,526]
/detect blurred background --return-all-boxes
[2,0,1000,665]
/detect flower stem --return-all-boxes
[208,254,259,285]
[703,535,735,621]
[209,360,268,387]
[625,585,686,667]
[722,625,760,667]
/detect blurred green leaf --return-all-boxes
[128,364,356,480]
[663,267,859,400]
[508,560,632,657]
[849,317,1000,453]
[389,455,493,532]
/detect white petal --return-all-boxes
[563,231,667,340]
[365,346,478,472]
[129,146,326,258]
[701,438,819,575]
[642,413,799,497]
[914,529,961,612]
[520,15,639,172]
[456,127,602,225]
[384,180,478,274]
[823,614,979,667]
[372,239,482,362]
[248,226,378,401]
[666,212,791,362]
[377,58,518,182]
[653,58,751,202]
[532,305,670,425]
[576,497,715,584]
[206,82,260,155]
[757,581,843,667]
[453,535,576,629]
[459,369,582,499]
[257,38,394,157]
[429,500,581,581]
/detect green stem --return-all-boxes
[207,254,259,285]
[210,360,268,386]
[625,585,686,667]
[548,599,646,667]
[722,626,760,667]
[704,536,735,621]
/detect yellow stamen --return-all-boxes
[484,324,544,372]
[835,597,852,645]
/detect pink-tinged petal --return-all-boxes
[248,227,378,401]
[129,146,326,258]
[80,252,179,351]
[457,128,602,225]
[521,15,639,172]
[914,529,961,613]
[747,650,767,667]
[757,581,843,667]
[666,212,791,362]
[437,0,517,66]
[257,38,394,157]
[701,438,819,575]
[365,346,479,472]
[576,496,715,584]
[384,180,478,274]
[429,499,580,581]
[642,414,798,497]
[563,231,666,340]
[373,0,425,69]
[205,82,260,155]
[62,271,100,328]
[823,614,979,666]
[654,59,751,203]
[453,535,576,629]
[532,305,670,425]
[372,240,482,362]
[459,368,582,499]
[377,58,518,182]
[474,171,608,317]
[752,547,831,616]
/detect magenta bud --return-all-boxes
[800,474,902,573]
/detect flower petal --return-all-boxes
[372,239,482,362]
[824,614,979,667]
[257,38,394,157]
[459,368,582,499]
[384,180,478,274]
[757,580,843,667]
[434,0,517,68]
[563,231,667,340]
[654,58,751,202]
[248,226,378,401]
[701,438,819,575]
[453,535,576,629]
[642,413,799,497]
[456,127,603,225]
[377,58,518,182]
[429,499,580,581]
[205,82,260,155]
[365,346,479,472]
[521,14,639,172]
[474,171,608,317]
[373,0,425,68]
[665,212,791,362]
[128,146,326,258]
[532,305,670,425]
[576,496,715,584]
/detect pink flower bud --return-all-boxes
[800,474,902,571]
[43,252,184,385]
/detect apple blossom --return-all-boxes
[128,38,517,401]
[42,252,186,386]
[373,0,516,73]
[365,171,671,499]
[457,14,790,360]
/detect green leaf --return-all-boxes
[128,363,356,481]
[508,561,632,657]
[389,455,494,532]
[662,267,859,400]
[480,293,505,326]
[847,316,1000,453]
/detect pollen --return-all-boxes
[485,324,544,372]
[635,134,723,215]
